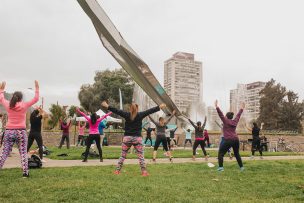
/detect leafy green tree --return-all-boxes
[78,68,134,112]
[278,91,304,132]
[258,79,304,132]
[48,104,65,129]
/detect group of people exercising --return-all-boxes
[0,80,265,177]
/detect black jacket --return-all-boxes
[108,106,160,137]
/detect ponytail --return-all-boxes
[9,91,23,109]
[129,103,138,121]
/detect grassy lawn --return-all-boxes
[45,146,304,160]
[0,160,304,203]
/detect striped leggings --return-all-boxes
[0,129,29,175]
[116,136,146,172]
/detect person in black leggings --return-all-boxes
[143,127,154,146]
[215,100,244,172]
[149,110,175,162]
[27,107,47,161]
[188,117,208,161]
[245,122,264,159]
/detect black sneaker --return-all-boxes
[82,159,87,162]
[22,173,29,178]
[100,158,103,162]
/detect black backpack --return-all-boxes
[28,154,42,169]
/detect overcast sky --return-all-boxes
[0,0,303,112]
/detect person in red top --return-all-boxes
[59,118,71,149]
[0,81,39,177]
[215,100,245,172]
[203,129,210,147]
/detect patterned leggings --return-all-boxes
[116,136,146,172]
[0,129,29,175]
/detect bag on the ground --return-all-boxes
[81,151,99,158]
[28,154,42,169]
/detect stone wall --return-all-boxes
[41,130,304,151]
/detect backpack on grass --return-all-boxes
[28,154,42,169]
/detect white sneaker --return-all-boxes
[260,156,264,159]
[250,156,254,159]
[41,159,47,163]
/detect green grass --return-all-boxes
[0,160,304,203]
[45,146,304,160]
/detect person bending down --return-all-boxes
[188,117,208,161]
[215,100,245,172]
[149,110,176,163]
[102,101,165,176]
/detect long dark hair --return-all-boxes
[9,91,23,109]
[91,113,98,125]
[30,110,39,123]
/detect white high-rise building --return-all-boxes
[230,81,266,122]
[164,52,203,114]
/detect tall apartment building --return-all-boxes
[207,106,222,131]
[164,52,203,114]
[230,81,266,122]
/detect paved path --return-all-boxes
[2,148,304,169]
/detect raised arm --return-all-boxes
[148,115,158,126]
[182,128,187,133]
[24,81,40,107]
[0,82,9,108]
[76,108,90,121]
[188,119,197,128]
[173,127,178,133]
[202,116,207,129]
[215,100,226,123]
[141,106,161,118]
[164,113,174,125]
[97,112,112,122]
[233,102,245,124]
[233,109,244,124]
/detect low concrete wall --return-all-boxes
[40,130,304,151]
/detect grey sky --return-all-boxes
[0,0,303,112]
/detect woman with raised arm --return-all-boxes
[76,108,112,162]
[102,101,165,176]
[245,122,264,159]
[27,107,47,161]
[215,100,245,172]
[58,118,71,149]
[188,116,208,161]
[0,81,39,177]
[77,121,86,147]
[149,110,175,163]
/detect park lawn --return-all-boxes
[0,160,303,203]
[45,146,304,160]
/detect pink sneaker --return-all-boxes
[142,171,149,177]
[114,170,120,175]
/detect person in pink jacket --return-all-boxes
[0,81,39,177]
[76,108,112,162]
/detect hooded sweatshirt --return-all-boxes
[0,90,39,129]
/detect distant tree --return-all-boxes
[278,91,304,132]
[48,104,65,129]
[68,105,85,117]
[258,79,304,132]
[78,68,134,113]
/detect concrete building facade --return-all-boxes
[230,81,266,122]
[164,52,203,114]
